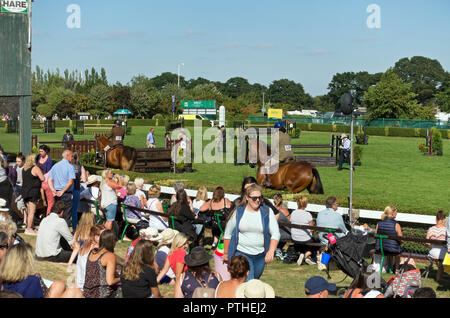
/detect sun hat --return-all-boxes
[341,133,348,139]
[86,175,100,186]
[235,279,275,298]
[304,276,337,295]
[139,227,162,242]
[159,228,179,245]
[184,246,213,267]
[0,198,8,212]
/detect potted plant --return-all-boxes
[353,146,363,166]
[431,128,443,156]
[355,127,369,145]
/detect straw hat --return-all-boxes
[86,175,100,186]
[159,228,179,245]
[139,227,162,242]
[0,198,9,212]
[235,279,275,298]
[341,133,348,139]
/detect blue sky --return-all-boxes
[30,0,450,96]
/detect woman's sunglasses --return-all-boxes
[248,196,263,202]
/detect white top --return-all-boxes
[0,165,6,183]
[290,209,314,242]
[135,189,146,201]
[101,183,117,208]
[15,166,24,186]
[157,246,175,279]
[35,213,75,258]
[147,198,168,231]
[79,187,100,212]
[192,199,205,211]
[224,207,280,255]
[76,252,89,290]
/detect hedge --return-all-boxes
[291,122,450,139]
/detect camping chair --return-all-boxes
[91,200,105,225]
[120,204,142,243]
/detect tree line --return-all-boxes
[31,56,450,121]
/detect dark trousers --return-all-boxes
[37,237,74,263]
[339,149,350,168]
[293,238,321,262]
[0,179,13,212]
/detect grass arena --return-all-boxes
[1,121,450,298]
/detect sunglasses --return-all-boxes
[0,244,8,250]
[248,196,263,202]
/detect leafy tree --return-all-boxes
[111,82,131,113]
[268,79,308,110]
[191,83,222,101]
[313,94,335,112]
[435,87,450,112]
[150,72,185,90]
[158,83,187,115]
[186,77,211,90]
[393,56,446,105]
[364,69,420,120]
[327,71,382,109]
[46,87,75,118]
[36,104,53,118]
[89,84,112,116]
[220,77,252,98]
[130,83,152,118]
[72,94,93,114]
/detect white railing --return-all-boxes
[91,175,437,226]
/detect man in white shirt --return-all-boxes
[338,133,351,170]
[35,200,75,263]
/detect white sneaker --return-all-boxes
[318,263,327,271]
[297,253,305,266]
[305,257,316,265]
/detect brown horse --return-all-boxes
[248,138,324,194]
[95,135,137,171]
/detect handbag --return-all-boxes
[192,273,216,298]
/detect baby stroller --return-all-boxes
[323,231,387,296]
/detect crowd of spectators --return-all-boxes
[0,144,448,298]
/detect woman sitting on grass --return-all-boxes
[215,255,249,298]
[83,230,120,298]
[76,224,105,291]
[67,211,96,265]
[156,232,190,288]
[0,243,82,298]
[120,239,162,298]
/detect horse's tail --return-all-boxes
[122,146,138,171]
[309,167,324,194]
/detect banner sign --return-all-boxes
[268,108,283,119]
[1,0,29,13]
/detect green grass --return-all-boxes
[1,127,449,215]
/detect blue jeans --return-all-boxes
[105,204,117,221]
[72,190,80,231]
[235,250,266,281]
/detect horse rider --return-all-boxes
[261,121,295,187]
[338,133,351,170]
[102,120,125,162]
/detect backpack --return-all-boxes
[192,272,216,298]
